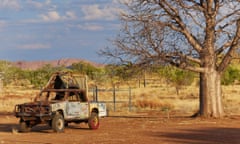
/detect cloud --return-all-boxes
[0,20,7,31]
[81,4,119,21]
[64,11,77,20]
[19,44,51,50]
[113,0,131,4]
[77,23,104,31]
[0,20,6,27]
[40,11,61,22]
[26,0,46,9]
[0,0,21,10]
[26,0,57,11]
[40,11,77,22]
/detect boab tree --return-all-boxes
[101,0,240,118]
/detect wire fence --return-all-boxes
[116,78,164,89]
[87,78,170,112]
[0,72,3,97]
[89,85,133,112]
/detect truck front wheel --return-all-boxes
[88,112,99,130]
[19,120,31,132]
[52,113,65,132]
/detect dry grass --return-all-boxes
[129,86,199,115]
[1,84,240,116]
[0,86,38,113]
[222,85,240,114]
[134,99,174,110]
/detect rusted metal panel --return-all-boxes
[66,102,89,119]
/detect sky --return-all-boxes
[0,0,124,63]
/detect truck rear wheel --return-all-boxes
[19,120,31,132]
[52,113,64,132]
[88,112,99,130]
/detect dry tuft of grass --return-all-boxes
[134,99,174,110]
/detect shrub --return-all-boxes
[134,99,174,110]
[157,66,195,94]
[221,66,240,85]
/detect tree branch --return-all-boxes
[156,1,203,53]
[169,60,205,73]
[215,40,233,55]
[178,0,204,11]
[217,9,240,25]
[218,19,240,72]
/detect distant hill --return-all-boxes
[11,58,104,70]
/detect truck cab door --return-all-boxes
[66,92,89,119]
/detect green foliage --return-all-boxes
[0,60,104,88]
[0,60,27,86]
[27,64,68,88]
[221,66,240,85]
[0,60,197,89]
[104,63,142,85]
[71,62,101,80]
[158,66,195,86]
[157,65,195,94]
[0,63,68,88]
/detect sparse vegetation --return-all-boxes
[1,60,240,116]
[221,65,240,85]
[157,66,195,95]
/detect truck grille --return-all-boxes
[15,103,51,117]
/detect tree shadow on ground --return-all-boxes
[0,123,91,133]
[148,127,240,144]
[0,123,52,133]
[108,115,160,119]
[107,115,190,119]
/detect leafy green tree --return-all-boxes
[0,60,27,86]
[221,66,240,85]
[71,62,101,80]
[104,63,143,87]
[158,66,195,95]
[28,64,56,88]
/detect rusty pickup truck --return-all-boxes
[14,72,107,132]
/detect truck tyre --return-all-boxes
[88,112,99,130]
[52,113,64,132]
[19,120,31,132]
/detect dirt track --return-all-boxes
[0,112,240,144]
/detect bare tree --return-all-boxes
[101,0,240,118]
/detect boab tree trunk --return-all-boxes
[200,69,223,118]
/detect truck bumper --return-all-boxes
[15,112,52,121]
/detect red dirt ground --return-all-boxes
[0,112,240,144]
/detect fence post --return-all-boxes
[0,73,3,98]
[144,79,146,87]
[92,87,95,101]
[128,87,132,112]
[144,71,146,87]
[138,79,141,88]
[113,84,116,112]
[95,85,98,102]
